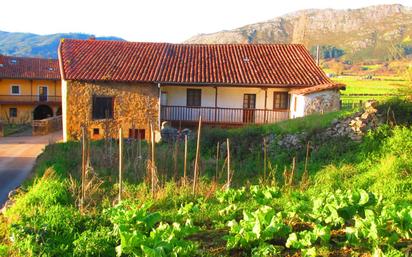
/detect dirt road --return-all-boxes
[0,131,62,206]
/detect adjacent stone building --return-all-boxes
[58,39,345,142]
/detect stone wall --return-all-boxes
[32,116,62,136]
[65,81,159,141]
[304,90,341,115]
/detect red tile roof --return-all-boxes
[289,83,346,95]
[59,39,339,88]
[0,55,60,80]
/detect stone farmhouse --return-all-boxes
[58,39,345,141]
[0,55,61,124]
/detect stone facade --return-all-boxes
[64,81,159,141]
[304,90,341,115]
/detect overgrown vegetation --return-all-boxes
[1,99,411,256]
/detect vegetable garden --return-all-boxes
[0,99,411,256]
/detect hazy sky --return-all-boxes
[1,0,410,42]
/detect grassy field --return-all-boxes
[334,76,409,95]
[1,100,411,257]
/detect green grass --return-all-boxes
[3,123,31,136]
[334,75,409,95]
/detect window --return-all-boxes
[187,89,201,107]
[129,129,145,140]
[92,96,114,119]
[11,85,20,95]
[93,128,100,135]
[9,108,17,118]
[273,92,289,109]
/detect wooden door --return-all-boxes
[243,94,256,123]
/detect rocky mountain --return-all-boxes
[186,4,412,62]
[0,31,124,59]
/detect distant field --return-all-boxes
[334,76,409,95]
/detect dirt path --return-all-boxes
[0,131,62,207]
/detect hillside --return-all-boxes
[0,31,124,58]
[186,4,412,62]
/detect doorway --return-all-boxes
[243,94,256,123]
[33,105,53,120]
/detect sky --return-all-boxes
[1,0,410,42]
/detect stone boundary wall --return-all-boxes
[32,116,62,136]
[65,81,159,141]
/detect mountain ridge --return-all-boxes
[0,31,124,59]
[185,4,412,62]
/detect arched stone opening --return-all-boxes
[33,105,53,120]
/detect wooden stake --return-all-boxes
[289,157,296,186]
[173,139,179,180]
[215,142,220,181]
[263,137,267,182]
[150,123,156,198]
[226,138,231,189]
[304,141,310,175]
[183,135,188,186]
[81,126,86,211]
[118,128,123,202]
[193,116,202,195]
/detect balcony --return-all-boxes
[160,105,289,125]
[0,95,61,105]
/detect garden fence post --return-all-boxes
[216,141,220,182]
[226,138,231,189]
[118,128,123,203]
[193,116,202,195]
[263,137,267,182]
[81,126,86,211]
[150,122,156,198]
[183,134,187,186]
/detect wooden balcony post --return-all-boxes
[214,87,218,123]
[264,88,268,123]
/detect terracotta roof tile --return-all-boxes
[0,55,60,80]
[289,83,346,95]
[59,39,338,88]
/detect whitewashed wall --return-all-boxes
[290,89,341,118]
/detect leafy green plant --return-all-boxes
[226,206,291,249]
[108,202,199,256]
[215,187,246,204]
